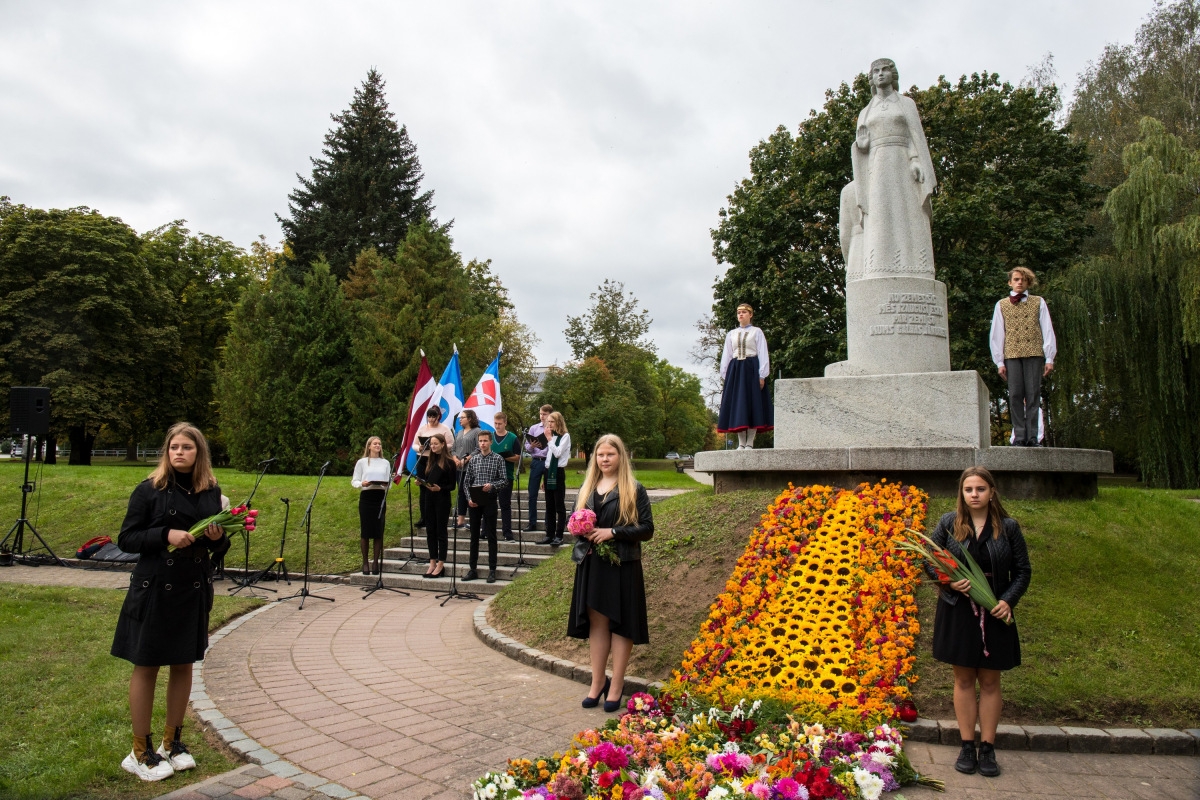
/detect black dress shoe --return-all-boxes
[525,524,541,532]
[582,677,611,709]
[503,535,514,541]
[462,569,479,582]
[954,740,977,774]
[977,742,1000,777]
[603,689,624,713]
[486,570,496,583]
[550,538,563,547]
[535,537,555,546]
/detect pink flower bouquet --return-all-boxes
[567,508,596,536]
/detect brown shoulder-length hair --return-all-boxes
[427,433,454,472]
[149,422,217,491]
[575,434,639,526]
[953,466,1007,542]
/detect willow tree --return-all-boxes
[1053,118,1200,487]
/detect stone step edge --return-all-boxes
[472,600,1199,756]
[188,599,368,800]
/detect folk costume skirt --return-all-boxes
[568,552,650,645]
[717,356,773,433]
[358,489,386,540]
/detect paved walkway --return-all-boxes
[4,563,1199,799]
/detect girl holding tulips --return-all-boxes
[111,422,232,782]
[352,436,392,575]
[926,466,1031,779]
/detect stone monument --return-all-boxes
[695,58,1112,497]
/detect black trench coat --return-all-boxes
[110,478,231,666]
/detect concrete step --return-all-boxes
[345,569,514,596]
[380,550,548,570]
[388,537,572,558]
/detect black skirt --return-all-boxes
[568,552,649,645]
[717,356,773,433]
[932,530,1021,670]
[359,490,386,539]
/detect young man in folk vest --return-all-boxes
[989,267,1057,447]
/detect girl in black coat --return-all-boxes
[111,423,230,782]
[568,434,654,712]
[417,433,456,578]
[925,467,1032,779]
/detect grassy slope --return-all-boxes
[0,462,699,576]
[489,486,1200,728]
[0,586,261,800]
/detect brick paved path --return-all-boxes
[201,585,601,800]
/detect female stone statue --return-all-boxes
[852,58,937,278]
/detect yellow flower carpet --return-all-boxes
[667,481,927,726]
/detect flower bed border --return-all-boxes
[475,598,1200,756]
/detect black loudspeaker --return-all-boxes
[10,387,50,436]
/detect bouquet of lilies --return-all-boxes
[899,528,1012,626]
[567,508,620,565]
[168,505,259,551]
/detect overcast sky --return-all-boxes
[0,1,1151,375]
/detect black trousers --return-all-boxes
[498,483,513,537]
[468,494,498,570]
[544,484,566,541]
[423,490,451,561]
[1005,356,1045,446]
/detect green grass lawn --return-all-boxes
[0,462,701,576]
[489,486,1200,728]
[0,585,261,800]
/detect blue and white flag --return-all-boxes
[463,349,503,433]
[435,345,466,435]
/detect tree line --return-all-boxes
[0,68,711,472]
[708,0,1200,488]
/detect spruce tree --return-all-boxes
[279,69,434,281]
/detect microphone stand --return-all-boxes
[253,497,292,585]
[278,461,336,610]
[510,427,532,579]
[436,497,481,606]
[362,453,409,599]
[227,458,276,596]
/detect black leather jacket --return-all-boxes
[925,511,1032,609]
[571,483,654,564]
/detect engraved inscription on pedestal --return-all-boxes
[868,292,948,339]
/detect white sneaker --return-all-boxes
[157,741,197,771]
[122,748,174,781]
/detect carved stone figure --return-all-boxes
[851,57,937,278]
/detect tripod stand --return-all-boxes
[279,462,336,610]
[1,435,66,567]
[510,427,532,579]
[253,497,291,585]
[435,502,481,606]
[228,458,276,597]
[362,453,408,599]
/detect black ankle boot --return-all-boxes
[954,739,977,774]
[977,741,1000,777]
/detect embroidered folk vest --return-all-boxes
[1000,296,1044,359]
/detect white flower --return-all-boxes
[708,787,731,799]
[809,735,825,757]
[497,774,516,791]
[642,767,666,787]
[867,750,896,767]
[750,699,762,716]
[723,740,741,753]
[853,767,885,800]
[478,783,498,800]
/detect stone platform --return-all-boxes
[693,446,1114,499]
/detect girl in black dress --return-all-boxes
[926,466,1032,779]
[568,434,653,712]
[417,433,456,578]
[111,422,231,782]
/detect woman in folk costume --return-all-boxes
[717,303,772,449]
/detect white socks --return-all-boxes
[736,429,757,449]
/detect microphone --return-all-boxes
[258,457,278,466]
[280,497,290,504]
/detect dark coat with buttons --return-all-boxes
[924,511,1032,609]
[111,477,231,666]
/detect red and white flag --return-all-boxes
[463,349,503,433]
[399,353,437,476]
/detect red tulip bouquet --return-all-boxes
[168,505,259,551]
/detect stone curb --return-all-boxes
[474,600,1199,757]
[919,719,1197,755]
[189,598,368,800]
[472,595,664,696]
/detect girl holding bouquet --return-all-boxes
[568,434,654,712]
[352,436,392,575]
[111,422,231,782]
[927,467,1031,779]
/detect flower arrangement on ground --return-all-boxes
[471,695,942,799]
